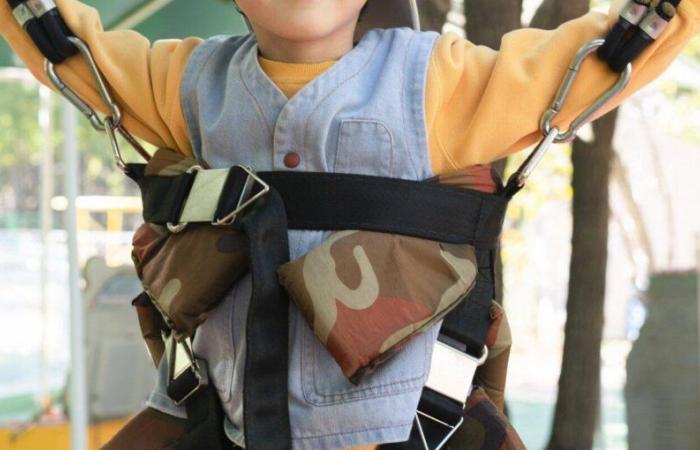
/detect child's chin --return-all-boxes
[274,23,351,43]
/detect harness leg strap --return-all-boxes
[174,385,231,450]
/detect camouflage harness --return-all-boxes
[127,158,508,450]
[12,0,679,446]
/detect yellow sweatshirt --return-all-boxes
[1,0,698,175]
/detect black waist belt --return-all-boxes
[129,164,507,248]
[129,163,508,450]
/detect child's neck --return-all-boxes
[254,26,355,64]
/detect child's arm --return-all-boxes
[426,0,700,174]
[0,0,201,155]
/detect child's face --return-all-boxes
[236,0,367,44]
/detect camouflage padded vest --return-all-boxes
[145,28,443,449]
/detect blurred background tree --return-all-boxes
[446,0,618,448]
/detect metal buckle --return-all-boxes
[166,335,208,406]
[415,411,464,450]
[425,342,488,405]
[166,165,204,234]
[212,165,270,226]
[416,343,489,450]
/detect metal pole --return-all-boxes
[39,85,53,404]
[63,99,88,450]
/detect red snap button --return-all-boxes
[284,152,301,168]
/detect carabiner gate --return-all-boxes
[505,39,634,198]
[44,36,150,172]
[540,39,632,143]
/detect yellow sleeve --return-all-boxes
[0,0,201,155]
[426,0,700,174]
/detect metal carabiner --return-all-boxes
[504,39,633,198]
[44,36,150,172]
[540,39,632,143]
[503,127,560,198]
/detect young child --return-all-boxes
[2,0,699,449]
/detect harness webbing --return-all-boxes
[130,165,508,449]
[129,164,508,248]
[238,188,292,450]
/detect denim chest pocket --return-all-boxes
[334,119,395,176]
[300,317,435,406]
[300,119,428,405]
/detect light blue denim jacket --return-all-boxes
[147,28,441,449]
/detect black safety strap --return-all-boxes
[130,165,507,249]
[174,385,234,450]
[380,389,466,450]
[159,183,293,450]
[237,188,292,450]
[131,162,507,354]
[441,248,496,357]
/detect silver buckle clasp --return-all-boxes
[165,335,208,406]
[416,343,489,450]
[425,342,488,406]
[166,165,204,234]
[213,165,270,226]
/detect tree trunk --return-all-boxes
[461,2,620,447]
[530,0,589,29]
[532,0,619,447]
[417,0,451,33]
[547,110,619,450]
[464,0,522,48]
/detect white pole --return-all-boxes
[39,85,53,404]
[696,234,700,421]
[63,99,88,450]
